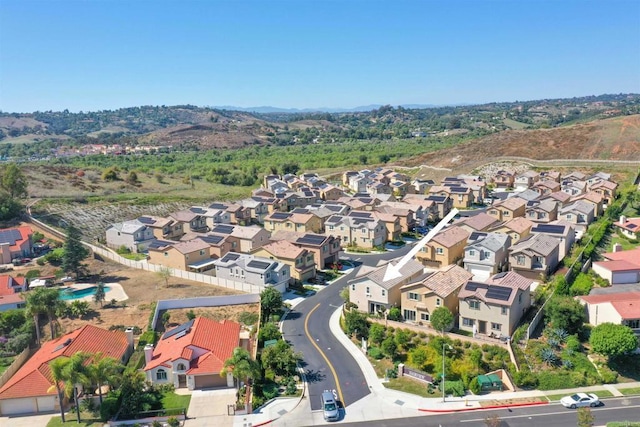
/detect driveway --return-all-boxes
[0,413,56,427]
[184,388,236,427]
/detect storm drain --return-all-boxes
[394,399,405,406]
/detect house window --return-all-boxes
[164,252,168,257]
[516,255,525,265]
[421,313,430,321]
[491,323,502,331]
[503,211,510,217]
[436,247,444,255]
[366,286,370,295]
[351,284,355,291]
[408,292,420,301]
[462,318,474,327]
[518,293,522,304]
[436,298,441,306]
[469,250,475,256]
[404,310,416,321]
[156,369,167,380]
[566,214,572,220]
[501,306,508,315]
[329,225,334,231]
[199,250,205,256]
[177,363,186,371]
[627,319,640,329]
[382,289,386,297]
[469,300,480,310]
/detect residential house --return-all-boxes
[561,180,587,197]
[456,213,500,233]
[348,259,425,314]
[426,195,453,220]
[525,199,558,223]
[144,317,244,390]
[105,219,155,253]
[514,170,540,191]
[562,171,587,182]
[532,179,561,196]
[463,232,511,280]
[0,275,26,312]
[181,233,239,260]
[589,180,617,205]
[509,234,560,279]
[209,224,271,253]
[578,292,640,334]
[263,210,324,235]
[412,178,435,194]
[137,216,184,240]
[586,171,612,187]
[530,221,576,261]
[402,194,439,222]
[216,203,252,226]
[377,202,420,231]
[324,214,386,249]
[317,183,345,201]
[416,225,469,268]
[487,197,527,222]
[458,271,533,336]
[169,209,208,233]
[516,189,542,203]
[148,239,212,271]
[390,180,412,197]
[355,211,402,242]
[237,198,270,224]
[492,170,515,188]
[251,240,316,284]
[342,171,360,187]
[558,200,595,232]
[592,247,640,284]
[400,264,472,325]
[430,185,474,209]
[539,170,561,182]
[489,217,534,244]
[196,205,232,229]
[0,325,133,416]
[572,191,604,217]
[0,294,25,312]
[270,230,341,269]
[348,175,371,194]
[213,252,290,292]
[613,216,640,240]
[367,181,392,195]
[0,226,33,264]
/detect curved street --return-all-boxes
[282,244,415,411]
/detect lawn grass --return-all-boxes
[607,423,640,427]
[610,235,640,251]
[384,377,435,397]
[619,387,640,396]
[503,118,530,130]
[0,356,15,375]
[47,412,101,427]
[545,389,614,402]
[161,391,191,410]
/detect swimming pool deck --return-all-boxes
[62,283,129,302]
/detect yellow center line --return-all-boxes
[304,303,345,405]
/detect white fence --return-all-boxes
[151,294,261,330]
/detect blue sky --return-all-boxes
[1,0,639,112]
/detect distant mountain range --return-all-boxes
[211,104,447,113]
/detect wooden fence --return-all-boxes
[0,346,33,389]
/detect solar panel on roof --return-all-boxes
[208,203,227,209]
[137,216,155,225]
[270,212,291,220]
[450,186,467,193]
[493,272,508,279]
[190,207,206,214]
[291,208,309,214]
[0,229,22,245]
[212,225,234,234]
[303,190,315,197]
[469,232,487,241]
[359,198,373,203]
[532,224,565,234]
[247,260,271,270]
[326,216,342,224]
[485,286,513,301]
[349,211,372,218]
[148,239,172,249]
[220,253,240,262]
[162,319,195,340]
[297,234,326,245]
[465,281,486,291]
[428,196,446,202]
[628,224,638,229]
[199,235,224,245]
[326,205,343,211]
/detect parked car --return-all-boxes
[60,276,74,283]
[11,258,32,265]
[560,393,600,409]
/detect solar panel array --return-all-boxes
[208,203,228,209]
[162,319,195,340]
[326,216,342,224]
[199,235,224,245]
[212,225,234,234]
[464,282,486,292]
[485,286,513,301]
[326,205,343,212]
[493,271,508,279]
[628,224,638,229]
[349,211,372,218]
[297,234,326,245]
[220,253,240,263]
[428,195,446,202]
[148,239,173,249]
[137,216,155,225]
[303,190,315,197]
[270,212,291,220]
[291,208,309,214]
[469,232,487,242]
[0,229,22,245]
[247,260,271,270]
[450,186,468,193]
[190,207,206,214]
[532,224,565,235]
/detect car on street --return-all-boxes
[561,392,600,409]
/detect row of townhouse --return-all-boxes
[349,259,534,337]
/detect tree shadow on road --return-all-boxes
[304,369,326,383]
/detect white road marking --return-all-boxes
[460,403,640,423]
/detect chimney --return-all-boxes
[125,327,135,350]
[620,215,626,224]
[144,344,154,365]
[613,243,623,253]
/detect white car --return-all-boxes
[560,393,600,409]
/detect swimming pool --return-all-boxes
[59,285,111,301]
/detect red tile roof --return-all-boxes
[580,292,640,320]
[611,300,640,319]
[144,317,240,377]
[0,325,129,400]
[601,248,640,266]
[8,226,33,252]
[0,275,25,296]
[593,260,640,272]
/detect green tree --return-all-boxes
[544,296,585,334]
[368,323,386,346]
[118,370,149,419]
[49,352,91,423]
[86,353,122,406]
[0,191,23,220]
[339,286,349,303]
[25,288,47,345]
[220,347,260,390]
[589,323,638,358]
[381,336,397,358]
[260,287,283,324]
[577,407,595,427]
[48,357,68,423]
[261,340,301,377]
[1,163,28,198]
[387,306,402,321]
[62,224,89,279]
[93,282,106,307]
[27,287,64,341]
[126,171,139,185]
[344,310,368,339]
[258,322,282,343]
[431,306,454,335]
[156,266,172,289]
[408,345,429,370]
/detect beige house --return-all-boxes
[492,171,515,188]
[270,230,342,269]
[487,197,526,222]
[489,217,534,244]
[426,195,454,220]
[400,265,472,325]
[139,216,184,240]
[263,211,324,234]
[509,234,560,280]
[324,214,386,249]
[251,240,316,284]
[210,224,271,253]
[572,191,604,217]
[579,292,640,333]
[169,209,208,233]
[181,232,239,260]
[416,225,469,268]
[148,239,212,271]
[589,180,617,204]
[458,271,533,337]
[525,199,558,223]
[456,213,500,233]
[558,200,595,232]
[348,260,425,313]
[613,216,640,240]
[317,183,345,201]
[532,179,561,196]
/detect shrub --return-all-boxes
[570,273,593,296]
[167,418,180,427]
[566,334,581,352]
[368,347,384,360]
[387,306,402,321]
[599,365,619,384]
[469,376,481,394]
[100,395,120,421]
[513,369,538,388]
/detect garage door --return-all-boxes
[0,398,36,415]
[36,396,55,412]
[612,271,639,284]
[194,374,227,389]
[468,266,492,281]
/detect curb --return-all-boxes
[419,400,549,413]
[253,419,275,427]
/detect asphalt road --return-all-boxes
[282,244,416,411]
[333,396,640,427]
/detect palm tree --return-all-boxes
[25,289,47,346]
[93,282,106,307]
[48,357,68,423]
[51,352,91,423]
[220,347,260,390]
[40,288,66,339]
[86,353,122,406]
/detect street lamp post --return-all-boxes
[442,344,453,403]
